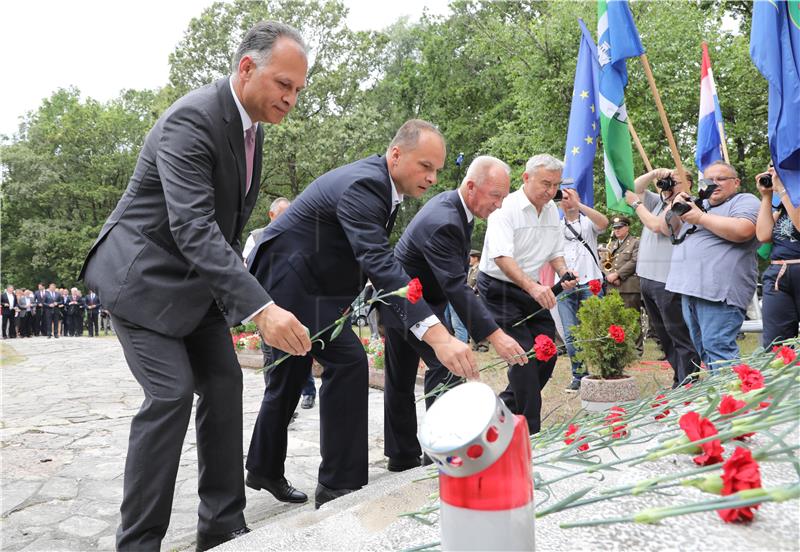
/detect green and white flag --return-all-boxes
[598,0,645,213]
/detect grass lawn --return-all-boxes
[478,333,762,428]
[0,341,26,366]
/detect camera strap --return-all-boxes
[564,220,606,280]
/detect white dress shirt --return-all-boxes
[479,188,564,283]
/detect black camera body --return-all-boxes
[669,179,718,217]
[759,174,773,188]
[656,174,676,192]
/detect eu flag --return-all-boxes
[750,0,800,206]
[563,19,601,207]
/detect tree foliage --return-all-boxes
[1,0,770,288]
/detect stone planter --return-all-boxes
[579,375,639,412]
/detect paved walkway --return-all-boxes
[1,336,411,551]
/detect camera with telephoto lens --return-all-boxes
[759,173,773,188]
[656,174,676,192]
[669,179,718,217]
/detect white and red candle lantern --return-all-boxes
[418,382,535,551]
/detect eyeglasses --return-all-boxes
[706,176,737,183]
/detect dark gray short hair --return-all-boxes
[231,21,306,72]
[387,119,446,151]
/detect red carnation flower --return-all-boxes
[564,424,589,452]
[651,394,670,420]
[732,364,765,393]
[604,406,627,438]
[608,325,625,344]
[718,395,753,440]
[406,278,423,304]
[718,447,763,523]
[772,345,796,365]
[679,411,724,466]
[758,400,771,410]
[588,279,602,295]
[718,395,747,416]
[533,334,558,362]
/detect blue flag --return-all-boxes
[563,19,601,207]
[750,0,800,206]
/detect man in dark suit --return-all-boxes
[1,285,17,339]
[43,283,59,338]
[381,156,528,470]
[247,119,477,509]
[80,22,311,552]
[66,288,84,336]
[34,283,47,336]
[84,289,101,337]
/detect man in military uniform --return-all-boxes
[602,216,643,353]
[466,250,488,352]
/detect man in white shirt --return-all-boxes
[558,188,609,392]
[477,154,577,434]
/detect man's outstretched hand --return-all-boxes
[254,303,312,356]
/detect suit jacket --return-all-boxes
[388,190,498,342]
[1,292,16,314]
[249,154,433,330]
[34,290,47,309]
[603,235,640,294]
[43,291,59,309]
[80,78,271,336]
[84,293,102,313]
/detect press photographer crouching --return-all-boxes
[663,161,760,371]
[626,168,700,387]
[755,163,800,346]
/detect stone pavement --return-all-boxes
[1,336,419,551]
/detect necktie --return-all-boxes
[245,126,255,195]
[386,204,399,233]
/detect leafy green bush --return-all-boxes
[230,321,258,335]
[572,291,640,379]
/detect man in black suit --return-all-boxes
[80,22,311,551]
[381,156,528,470]
[1,285,17,339]
[84,289,101,337]
[34,283,46,336]
[247,119,477,509]
[43,283,59,338]
[66,288,84,336]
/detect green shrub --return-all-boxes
[572,291,640,379]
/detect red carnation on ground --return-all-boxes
[608,325,625,344]
[587,279,602,295]
[564,424,589,452]
[406,278,423,304]
[533,334,558,362]
[651,394,670,420]
[679,411,724,466]
[718,395,753,440]
[718,447,763,523]
[604,406,627,438]
[732,364,765,393]
[772,345,796,365]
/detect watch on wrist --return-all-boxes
[631,200,642,210]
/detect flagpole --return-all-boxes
[627,117,653,172]
[717,121,730,163]
[638,53,688,185]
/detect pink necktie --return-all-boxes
[245,126,255,195]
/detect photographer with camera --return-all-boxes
[559,187,609,391]
[755,164,800,347]
[664,161,760,371]
[626,168,700,387]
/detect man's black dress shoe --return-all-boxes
[387,456,422,472]
[245,472,308,503]
[196,526,250,551]
[314,482,359,509]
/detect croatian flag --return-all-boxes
[695,42,725,174]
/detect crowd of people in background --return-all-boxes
[0,283,110,339]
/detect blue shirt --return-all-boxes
[666,193,760,310]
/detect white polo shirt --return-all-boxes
[479,188,564,283]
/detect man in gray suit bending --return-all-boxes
[81,22,311,551]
